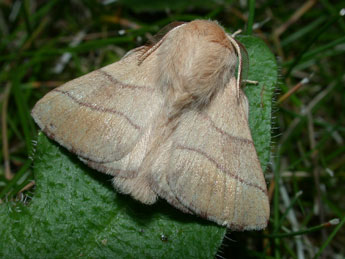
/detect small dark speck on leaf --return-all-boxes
[160,234,168,242]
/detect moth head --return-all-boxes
[151,20,242,116]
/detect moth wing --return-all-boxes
[150,77,269,230]
[32,48,163,163]
[78,119,160,205]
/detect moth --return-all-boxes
[32,20,269,231]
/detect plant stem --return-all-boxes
[246,0,255,35]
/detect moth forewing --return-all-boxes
[31,19,269,231]
[154,77,269,230]
[32,46,164,163]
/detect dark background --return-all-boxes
[0,0,344,258]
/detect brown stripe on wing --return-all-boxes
[53,89,141,130]
[175,145,268,196]
[202,113,253,145]
[202,112,263,183]
[96,69,154,92]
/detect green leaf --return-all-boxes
[0,36,277,258]
[239,35,278,170]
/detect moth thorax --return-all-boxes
[157,20,238,115]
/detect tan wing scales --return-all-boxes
[148,77,269,230]
[32,49,163,163]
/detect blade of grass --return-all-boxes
[277,191,303,229]
[283,36,345,67]
[0,36,135,62]
[0,159,32,199]
[321,196,344,218]
[11,72,35,154]
[22,0,33,35]
[319,0,345,32]
[265,219,339,238]
[314,216,345,258]
[246,0,255,35]
[281,17,326,47]
[272,153,281,259]
[1,83,12,180]
[285,12,343,77]
[282,241,297,259]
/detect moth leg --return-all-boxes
[243,79,258,85]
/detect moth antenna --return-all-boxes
[227,34,242,99]
[138,24,186,65]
